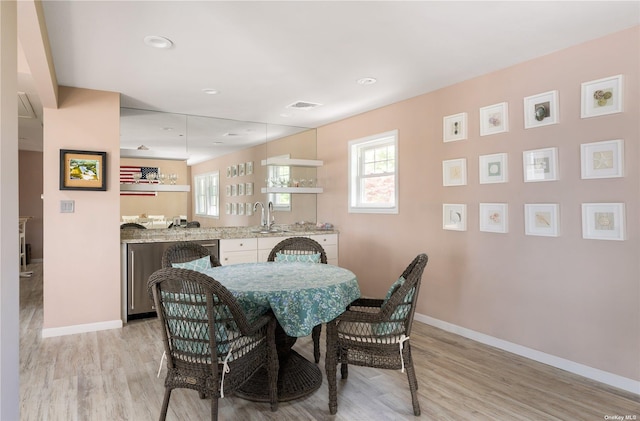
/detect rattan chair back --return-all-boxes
[161,241,221,268]
[120,222,147,229]
[267,237,328,263]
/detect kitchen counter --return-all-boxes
[120,225,338,244]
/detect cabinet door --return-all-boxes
[220,238,257,264]
[308,234,339,265]
[127,243,161,315]
[257,236,287,262]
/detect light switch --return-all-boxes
[60,200,75,213]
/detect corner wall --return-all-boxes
[42,86,121,333]
[19,150,43,259]
[317,27,639,386]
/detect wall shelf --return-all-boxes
[260,157,323,167]
[261,187,323,194]
[120,184,191,192]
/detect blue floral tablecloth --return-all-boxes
[200,262,360,337]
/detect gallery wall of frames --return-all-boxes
[441,74,626,241]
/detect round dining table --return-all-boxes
[200,261,361,402]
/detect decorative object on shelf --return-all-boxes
[246,161,254,175]
[582,203,625,241]
[479,102,509,136]
[442,158,467,186]
[146,172,158,182]
[523,147,558,182]
[443,112,467,142]
[443,204,467,231]
[479,153,508,184]
[158,173,167,184]
[479,203,508,233]
[60,149,107,191]
[580,139,624,179]
[238,162,245,176]
[524,90,558,128]
[524,204,559,237]
[581,75,623,118]
[168,173,178,185]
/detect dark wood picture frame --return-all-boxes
[60,149,107,191]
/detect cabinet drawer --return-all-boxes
[309,234,338,246]
[220,238,257,252]
[257,236,287,252]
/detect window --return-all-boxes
[267,156,291,212]
[194,171,219,217]
[348,130,398,213]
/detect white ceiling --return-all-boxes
[20,1,640,162]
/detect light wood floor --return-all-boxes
[20,262,639,420]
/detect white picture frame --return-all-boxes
[580,139,624,179]
[245,182,254,196]
[581,75,623,118]
[443,112,467,142]
[524,90,558,129]
[442,158,467,186]
[443,204,467,231]
[238,183,245,196]
[582,203,625,241]
[231,165,238,177]
[246,161,254,175]
[479,153,508,184]
[238,201,245,216]
[523,147,559,182]
[231,203,237,215]
[479,102,509,136]
[226,166,231,178]
[225,185,231,197]
[246,202,253,216]
[479,203,508,233]
[238,163,245,177]
[231,184,237,196]
[524,204,559,237]
[225,203,230,215]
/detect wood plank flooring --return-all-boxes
[20,262,639,420]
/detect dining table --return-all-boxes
[199,261,360,402]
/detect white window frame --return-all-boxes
[348,130,399,214]
[194,171,220,218]
[268,155,291,212]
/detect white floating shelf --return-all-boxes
[261,187,323,194]
[260,157,323,167]
[120,184,191,192]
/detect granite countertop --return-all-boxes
[120,225,338,243]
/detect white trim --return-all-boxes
[41,319,123,338]
[414,313,640,395]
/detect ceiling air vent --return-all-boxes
[18,92,36,119]
[285,101,322,110]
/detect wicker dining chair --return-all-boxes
[325,253,428,416]
[162,241,222,269]
[148,267,279,421]
[267,236,327,363]
[120,222,147,229]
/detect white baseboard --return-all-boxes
[414,313,640,396]
[41,319,122,338]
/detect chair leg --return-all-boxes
[312,324,321,363]
[340,362,348,379]
[211,396,218,421]
[404,346,421,416]
[267,317,279,412]
[325,321,338,415]
[159,388,171,421]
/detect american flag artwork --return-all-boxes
[120,166,159,196]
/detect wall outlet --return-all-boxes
[60,200,75,213]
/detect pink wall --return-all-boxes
[317,27,639,382]
[42,87,121,329]
[19,150,43,260]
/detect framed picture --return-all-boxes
[582,203,625,241]
[442,158,467,186]
[226,166,231,178]
[479,203,508,233]
[523,147,558,182]
[246,161,254,175]
[479,102,508,136]
[581,139,624,179]
[231,184,237,196]
[581,75,623,118]
[238,201,245,216]
[443,204,467,231]
[524,204,559,237]
[238,183,245,196]
[60,149,107,191]
[225,203,230,215]
[443,112,467,142]
[246,202,254,216]
[245,182,254,196]
[231,203,237,215]
[225,185,231,197]
[479,153,508,184]
[524,90,558,128]
[238,163,245,177]
[231,165,238,177]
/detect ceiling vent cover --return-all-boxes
[286,101,322,110]
[18,92,36,119]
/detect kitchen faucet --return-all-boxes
[267,201,274,229]
[253,201,275,231]
[253,202,266,229]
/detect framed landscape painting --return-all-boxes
[60,149,107,191]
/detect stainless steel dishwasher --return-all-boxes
[126,239,220,320]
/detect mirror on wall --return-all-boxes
[119,108,318,228]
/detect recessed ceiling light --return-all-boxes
[143,35,173,49]
[357,77,377,86]
[162,127,173,131]
[202,89,220,95]
[212,141,223,145]
[280,113,292,118]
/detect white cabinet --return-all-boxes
[308,234,338,265]
[219,238,258,264]
[257,236,287,262]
